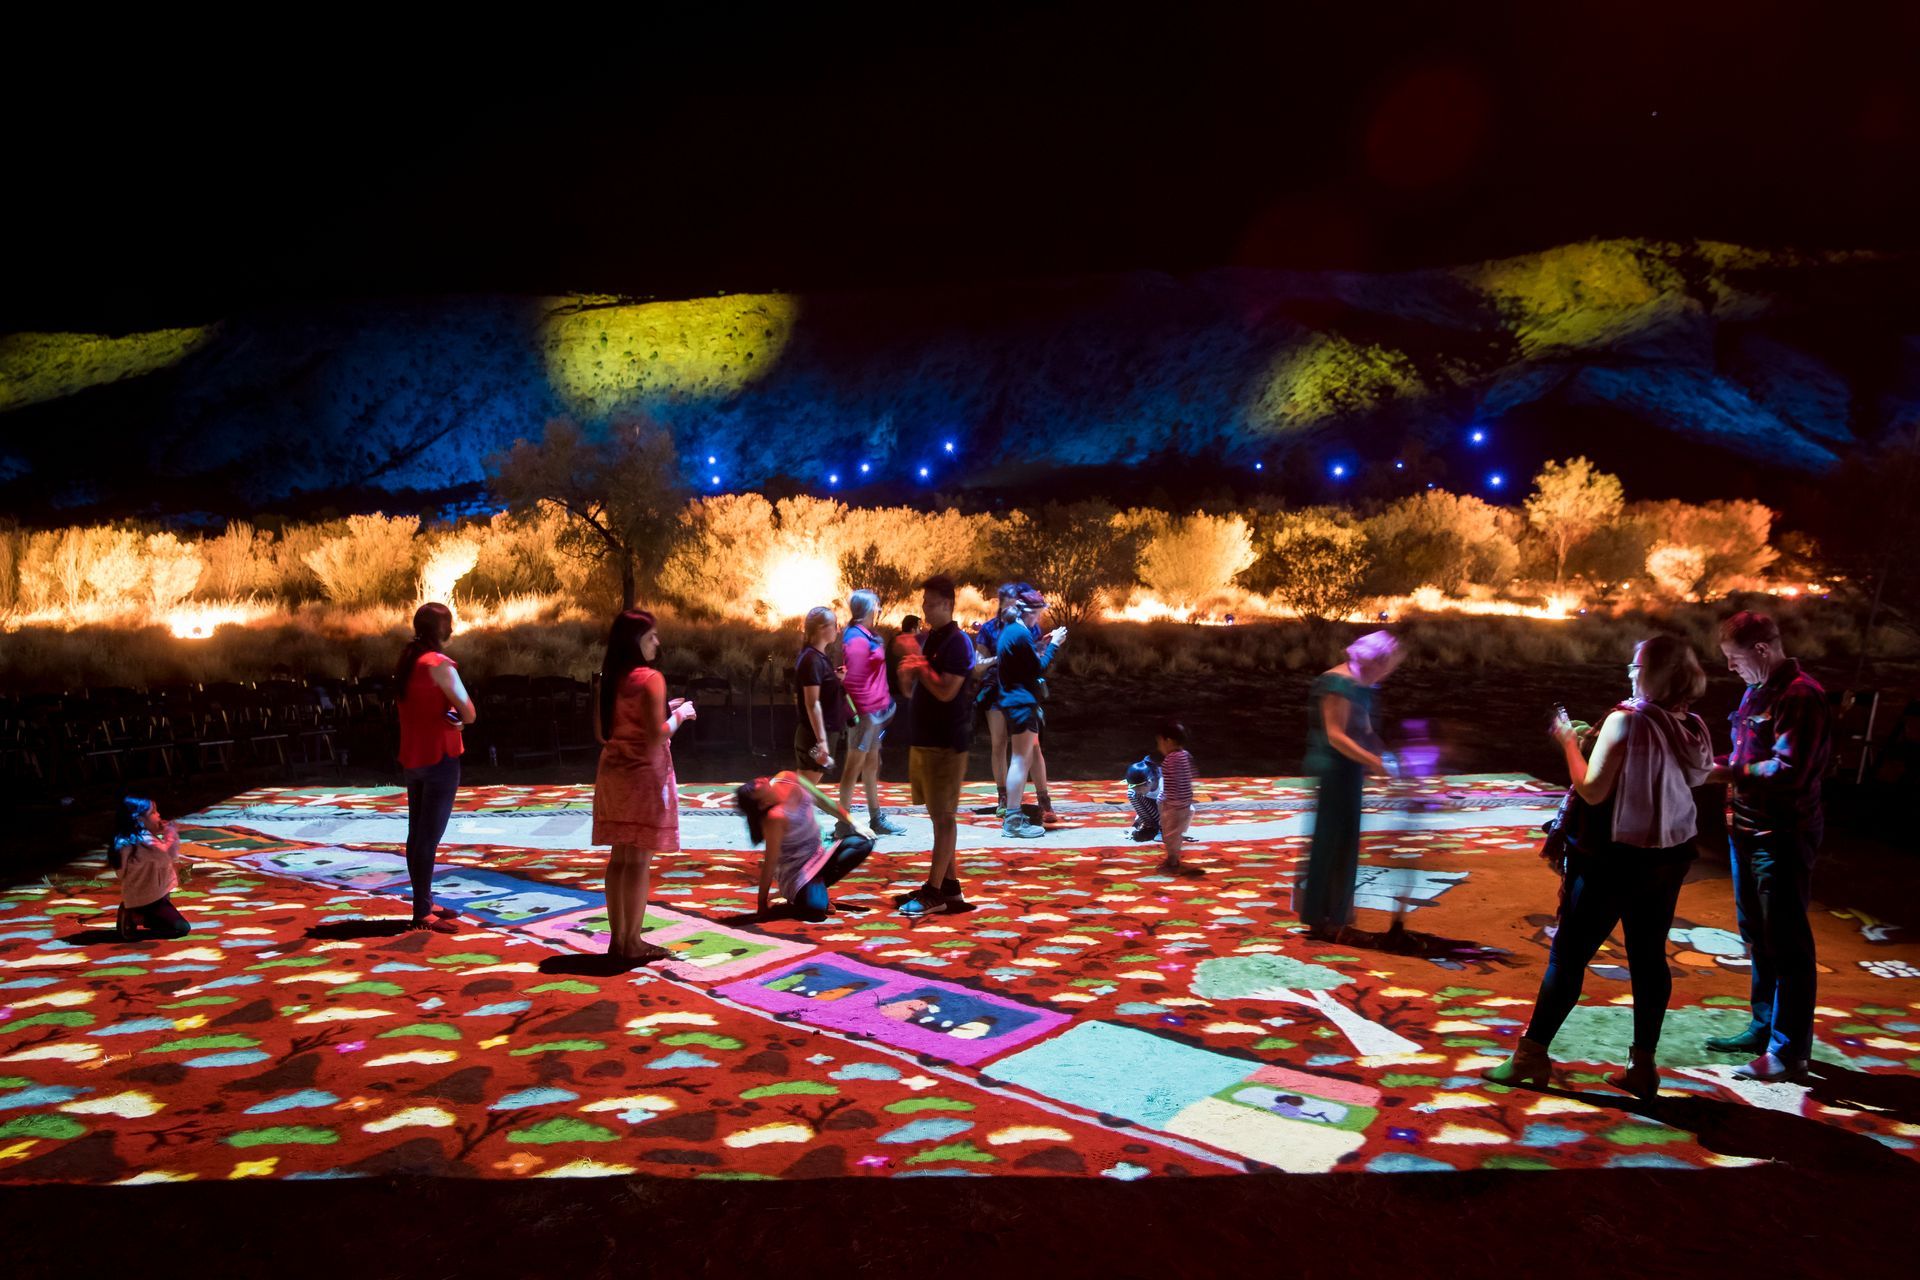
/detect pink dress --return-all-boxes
[592,667,680,849]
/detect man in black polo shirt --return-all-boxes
[1706,610,1834,1081]
[894,575,993,917]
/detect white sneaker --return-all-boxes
[1001,814,1045,839]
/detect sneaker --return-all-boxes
[870,814,908,836]
[1128,824,1161,843]
[893,884,942,910]
[1002,814,1046,839]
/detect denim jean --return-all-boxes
[404,753,461,916]
[797,834,875,915]
[1729,827,1820,1061]
[1526,847,1692,1050]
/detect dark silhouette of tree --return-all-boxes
[486,417,685,610]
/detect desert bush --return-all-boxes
[417,532,482,610]
[658,492,778,614]
[1362,489,1520,595]
[199,521,277,599]
[1646,542,1709,599]
[1526,457,1625,585]
[463,507,566,600]
[984,501,1143,625]
[82,528,145,606]
[302,514,420,606]
[0,526,19,613]
[143,532,204,612]
[1257,510,1371,620]
[1631,499,1777,593]
[1137,513,1257,610]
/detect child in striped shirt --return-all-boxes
[1155,721,1203,877]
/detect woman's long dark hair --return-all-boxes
[109,795,154,872]
[734,783,768,846]
[394,603,455,700]
[599,609,657,737]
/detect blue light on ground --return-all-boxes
[828,473,839,486]
[1331,464,1348,479]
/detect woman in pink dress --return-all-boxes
[593,609,695,966]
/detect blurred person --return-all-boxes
[1705,611,1834,1082]
[1486,635,1713,1098]
[1296,631,1403,941]
[593,609,696,966]
[394,602,475,933]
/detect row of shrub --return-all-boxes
[0,459,1793,626]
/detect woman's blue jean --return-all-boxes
[404,754,461,917]
[1526,847,1691,1051]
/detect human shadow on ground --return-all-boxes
[1532,1079,1914,1173]
[711,902,874,926]
[61,927,133,945]
[1332,919,1518,970]
[304,919,416,941]
[1806,1062,1920,1126]
[535,953,661,977]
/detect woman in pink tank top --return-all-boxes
[837,589,905,839]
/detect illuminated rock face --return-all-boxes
[1,239,1914,515]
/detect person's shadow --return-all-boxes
[62,927,133,945]
[711,902,873,926]
[304,919,415,940]
[1334,919,1516,969]
[1806,1062,1920,1126]
[1536,1072,1914,1173]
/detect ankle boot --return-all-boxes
[1610,1046,1659,1100]
[1484,1036,1553,1087]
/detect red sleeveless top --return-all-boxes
[398,651,464,769]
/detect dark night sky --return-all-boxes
[8,1,1919,331]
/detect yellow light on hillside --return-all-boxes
[762,553,839,622]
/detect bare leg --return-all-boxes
[861,739,885,816]
[603,844,629,954]
[838,744,868,817]
[1032,741,1051,808]
[608,844,655,956]
[987,709,1009,805]
[1005,730,1039,813]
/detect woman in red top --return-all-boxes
[395,602,476,933]
[593,609,696,965]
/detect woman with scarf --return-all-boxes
[1487,633,1713,1098]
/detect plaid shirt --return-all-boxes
[1726,658,1833,836]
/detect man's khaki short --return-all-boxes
[908,746,968,814]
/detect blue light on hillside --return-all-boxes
[707,455,717,465]
[709,474,721,486]
[1254,461,1264,471]
[1330,463,1348,479]
[828,473,840,486]
[944,441,955,453]
[1394,460,1405,470]
[918,466,930,479]
[1469,429,1487,445]
[859,463,871,475]
[1488,472,1505,489]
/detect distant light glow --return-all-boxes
[762,552,839,621]
[1469,429,1487,445]
[918,466,930,479]
[859,463,871,474]
[710,474,721,485]
[944,441,955,453]
[1488,472,1504,488]
[1394,460,1405,470]
[1254,462,1264,471]
[828,472,839,485]
[1331,464,1347,478]
[707,455,717,465]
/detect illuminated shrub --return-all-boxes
[465,507,566,600]
[1646,543,1709,599]
[659,493,778,615]
[1259,511,1371,620]
[1525,457,1625,586]
[143,532,204,612]
[984,502,1142,626]
[302,514,420,606]
[417,534,481,610]
[1362,489,1519,595]
[1631,499,1777,593]
[199,521,278,600]
[1139,513,1257,610]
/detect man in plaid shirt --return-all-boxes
[1707,611,1834,1081]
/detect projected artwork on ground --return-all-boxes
[1,774,1915,1183]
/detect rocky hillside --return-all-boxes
[2,239,1914,518]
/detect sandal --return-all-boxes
[408,914,460,934]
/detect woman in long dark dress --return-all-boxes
[1296,631,1403,941]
